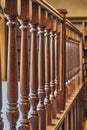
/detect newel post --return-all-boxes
[17,0,31,130]
[58,9,67,110]
[1,0,19,129]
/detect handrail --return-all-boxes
[35,0,63,21]
[35,0,82,35]
[66,19,82,35]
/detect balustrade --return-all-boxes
[0,0,83,130]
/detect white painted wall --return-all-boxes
[46,0,87,16]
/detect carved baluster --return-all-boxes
[54,20,60,113]
[0,51,3,130]
[44,12,52,125]
[37,6,46,130]
[17,0,30,129]
[29,2,39,130]
[1,0,19,129]
[50,16,57,118]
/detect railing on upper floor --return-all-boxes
[0,0,83,130]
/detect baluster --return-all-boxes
[0,51,3,130]
[37,6,46,130]
[54,20,60,113]
[17,0,30,129]
[29,2,39,130]
[44,12,52,125]
[50,16,57,118]
[1,0,19,129]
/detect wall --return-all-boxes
[46,0,87,17]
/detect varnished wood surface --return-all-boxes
[47,83,83,130]
[0,1,83,130]
[1,82,83,130]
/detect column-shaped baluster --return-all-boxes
[30,24,38,130]
[50,31,55,103]
[7,16,19,130]
[54,20,60,113]
[29,2,39,130]
[1,1,19,129]
[44,12,52,125]
[37,6,46,130]
[0,51,3,130]
[17,0,30,129]
[50,16,57,118]
[19,20,30,130]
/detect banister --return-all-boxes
[35,0,63,21]
[0,0,83,130]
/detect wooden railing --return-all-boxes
[0,0,83,130]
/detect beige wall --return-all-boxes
[46,0,87,16]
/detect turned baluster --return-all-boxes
[17,0,31,129]
[1,0,19,129]
[54,20,60,113]
[50,16,57,118]
[44,12,52,125]
[0,51,3,130]
[29,2,39,130]
[37,6,46,130]
[7,14,19,130]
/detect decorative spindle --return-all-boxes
[17,0,30,129]
[29,24,38,130]
[50,30,56,118]
[54,31,60,113]
[50,30,55,101]
[37,6,46,130]
[18,21,30,130]
[37,26,46,130]
[44,29,50,104]
[6,15,19,130]
[29,2,39,130]
[1,0,19,129]
[0,50,3,130]
[44,28,52,125]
